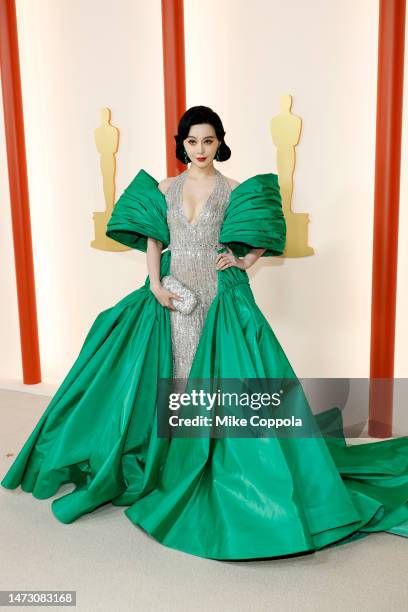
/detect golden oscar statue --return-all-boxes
[270,94,314,257]
[91,107,128,251]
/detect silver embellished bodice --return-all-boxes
[165,169,231,379]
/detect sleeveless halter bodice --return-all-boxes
[165,169,231,379]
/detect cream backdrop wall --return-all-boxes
[0,1,407,428]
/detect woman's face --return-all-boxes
[183,123,220,168]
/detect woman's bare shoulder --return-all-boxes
[222,175,241,191]
[157,176,177,195]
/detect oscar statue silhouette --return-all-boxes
[270,95,314,257]
[91,108,128,251]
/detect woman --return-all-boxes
[2,106,408,561]
[150,111,268,381]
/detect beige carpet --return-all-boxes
[1,388,407,612]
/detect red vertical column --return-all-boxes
[369,0,406,437]
[161,0,186,177]
[0,0,41,383]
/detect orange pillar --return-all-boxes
[0,0,41,383]
[161,0,186,177]
[368,0,406,437]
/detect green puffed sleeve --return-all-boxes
[219,173,286,257]
[105,169,170,252]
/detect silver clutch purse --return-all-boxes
[161,275,199,315]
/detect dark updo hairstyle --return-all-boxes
[174,105,231,164]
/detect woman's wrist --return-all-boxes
[150,280,162,291]
[239,256,251,270]
[241,248,266,270]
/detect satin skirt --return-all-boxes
[2,249,408,560]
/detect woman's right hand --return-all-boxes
[150,283,183,311]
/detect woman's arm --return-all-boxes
[146,237,163,291]
[147,237,182,310]
[147,177,182,310]
[240,248,266,269]
[216,247,266,271]
[217,177,266,269]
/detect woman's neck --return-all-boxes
[186,164,217,180]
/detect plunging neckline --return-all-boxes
[179,169,219,228]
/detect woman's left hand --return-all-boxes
[215,246,247,271]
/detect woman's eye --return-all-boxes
[187,140,213,145]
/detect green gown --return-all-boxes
[2,168,408,560]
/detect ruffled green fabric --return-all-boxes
[219,173,286,257]
[105,168,286,257]
[2,168,408,561]
[106,169,169,251]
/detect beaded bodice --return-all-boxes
[166,168,231,253]
[164,169,232,379]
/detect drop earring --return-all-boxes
[183,149,189,164]
[215,147,220,162]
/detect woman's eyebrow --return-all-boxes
[187,136,215,139]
